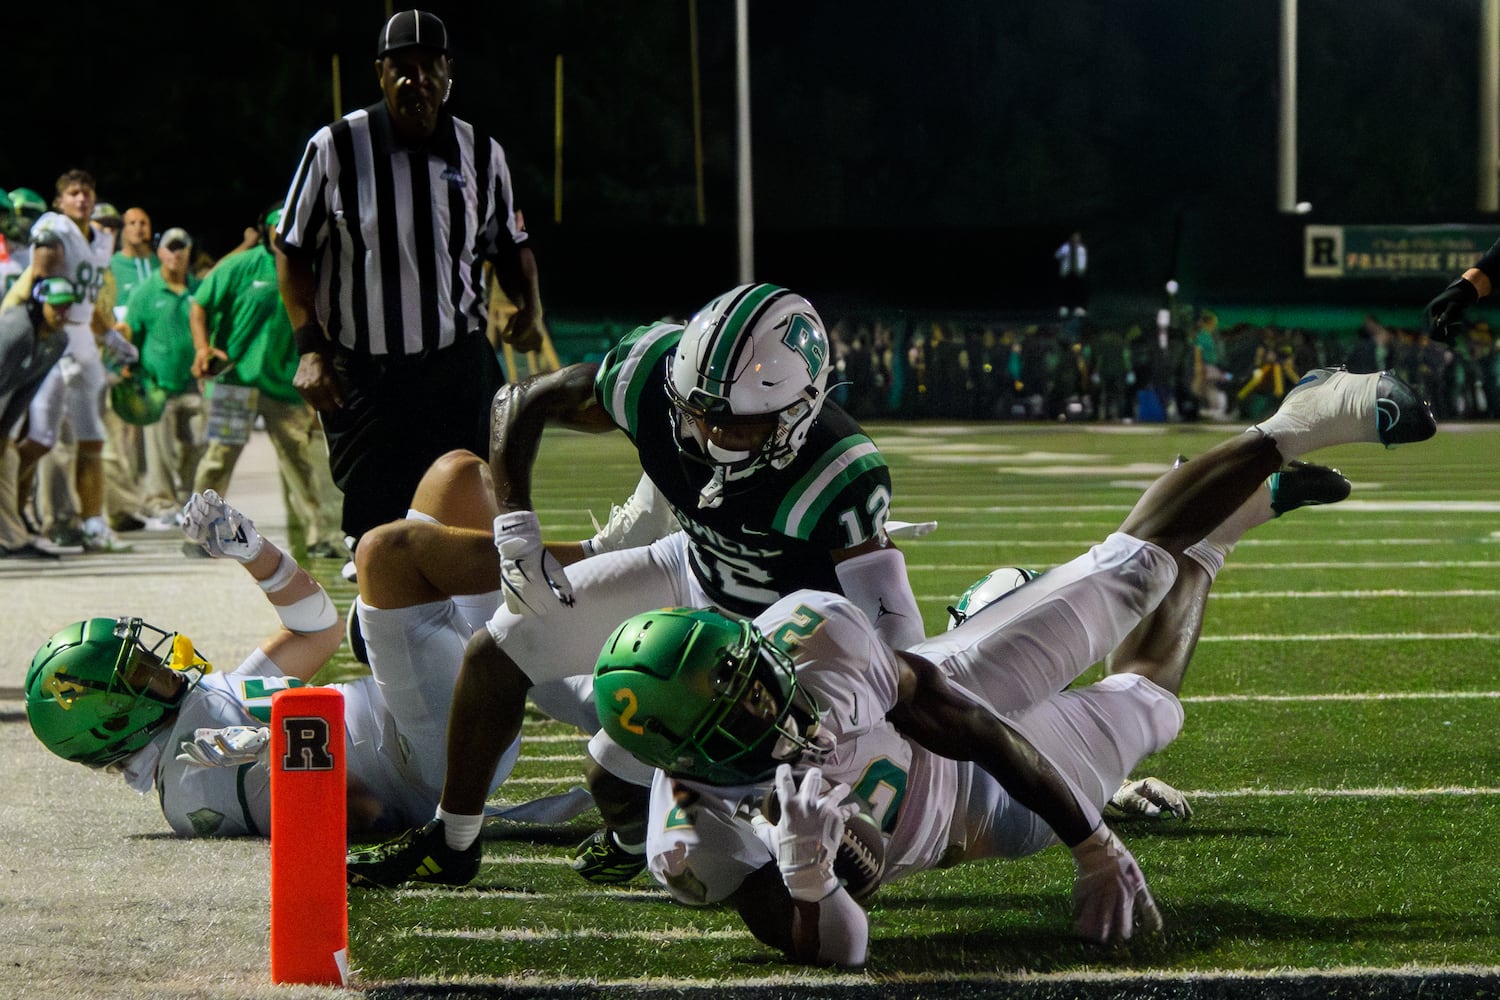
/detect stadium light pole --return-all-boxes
[1480,0,1499,211]
[1277,0,1300,214]
[735,0,754,283]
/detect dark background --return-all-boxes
[4,0,1489,319]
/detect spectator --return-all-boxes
[1087,322,1130,421]
[0,279,79,558]
[1054,231,1089,317]
[275,8,544,546]
[1190,310,1228,419]
[191,205,344,559]
[125,227,203,520]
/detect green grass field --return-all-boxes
[321,420,1500,994]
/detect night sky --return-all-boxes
[5,0,1489,312]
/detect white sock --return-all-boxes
[1252,371,1379,461]
[1183,481,1275,578]
[437,806,484,851]
[83,515,108,536]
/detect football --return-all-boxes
[762,788,887,904]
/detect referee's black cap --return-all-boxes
[377,10,449,58]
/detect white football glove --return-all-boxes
[101,328,140,365]
[1071,824,1163,943]
[181,489,263,562]
[766,764,860,902]
[495,510,575,614]
[883,518,938,541]
[1107,777,1193,821]
[176,726,271,767]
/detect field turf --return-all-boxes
[319,420,1500,996]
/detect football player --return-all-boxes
[590,367,1436,965]
[23,449,620,837]
[347,283,927,888]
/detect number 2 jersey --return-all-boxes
[595,322,893,617]
[646,590,960,903]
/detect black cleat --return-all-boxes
[1268,461,1352,516]
[1372,371,1438,446]
[347,819,479,888]
[571,828,646,885]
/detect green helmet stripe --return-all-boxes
[597,322,679,438]
[699,284,781,393]
[773,436,884,538]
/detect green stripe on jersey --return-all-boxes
[596,322,680,437]
[773,436,884,539]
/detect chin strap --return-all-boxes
[698,467,728,509]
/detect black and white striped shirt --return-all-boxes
[278,101,527,356]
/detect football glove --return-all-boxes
[1422,276,1480,344]
[1071,824,1163,943]
[766,764,860,902]
[1107,776,1193,820]
[176,726,271,767]
[101,328,140,366]
[883,518,938,541]
[181,490,264,562]
[495,510,575,614]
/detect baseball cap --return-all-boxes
[9,187,46,219]
[92,202,123,229]
[160,227,191,251]
[32,277,80,307]
[377,9,448,58]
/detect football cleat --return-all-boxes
[1276,367,1437,449]
[571,827,647,885]
[346,819,479,888]
[1268,461,1351,516]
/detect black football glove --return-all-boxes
[1423,277,1480,344]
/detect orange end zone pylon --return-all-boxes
[270,687,348,986]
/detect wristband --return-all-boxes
[293,322,328,355]
[256,550,299,592]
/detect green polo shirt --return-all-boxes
[110,251,160,312]
[125,272,200,394]
[192,248,300,403]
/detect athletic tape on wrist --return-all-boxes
[256,550,299,592]
[273,587,339,633]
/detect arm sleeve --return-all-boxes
[833,545,926,651]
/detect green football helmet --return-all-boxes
[9,187,47,226]
[109,367,167,425]
[26,617,208,768]
[593,607,822,786]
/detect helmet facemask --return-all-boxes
[668,284,832,509]
[593,608,824,786]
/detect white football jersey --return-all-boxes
[646,591,959,902]
[30,212,111,329]
[149,652,403,837]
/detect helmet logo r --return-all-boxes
[782,315,826,379]
[614,688,646,735]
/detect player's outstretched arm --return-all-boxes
[888,650,1161,943]
[181,491,341,680]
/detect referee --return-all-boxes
[276,8,544,542]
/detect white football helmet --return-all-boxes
[945,566,1039,631]
[668,284,832,508]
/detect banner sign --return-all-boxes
[1304,225,1500,279]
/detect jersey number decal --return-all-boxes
[852,757,908,834]
[766,605,827,654]
[614,688,646,735]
